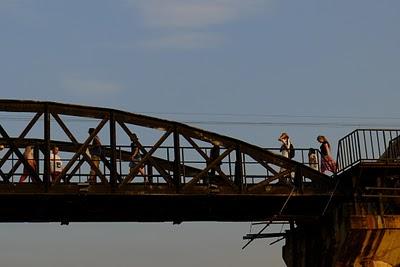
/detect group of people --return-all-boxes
[19,145,63,183]
[278,132,337,174]
[14,129,336,184]
[17,128,148,184]
[84,128,147,184]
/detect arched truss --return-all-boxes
[0,99,331,194]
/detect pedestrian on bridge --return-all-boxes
[130,134,146,182]
[50,146,63,182]
[317,135,337,174]
[278,132,295,184]
[308,148,319,171]
[207,144,221,188]
[19,146,36,183]
[279,132,292,159]
[88,128,102,184]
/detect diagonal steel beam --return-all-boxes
[248,169,293,192]
[119,128,172,186]
[182,146,235,190]
[6,160,22,182]
[247,152,278,176]
[118,121,174,186]
[52,113,122,181]
[65,156,86,183]
[52,118,108,185]
[182,134,238,190]
[0,124,42,183]
[0,112,42,171]
[52,113,119,183]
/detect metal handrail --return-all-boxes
[336,129,400,173]
[1,145,322,184]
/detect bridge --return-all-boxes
[0,100,399,266]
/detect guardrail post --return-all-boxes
[109,111,117,187]
[235,145,243,192]
[173,126,181,191]
[43,103,50,190]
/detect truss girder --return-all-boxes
[0,99,331,193]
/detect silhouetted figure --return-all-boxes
[279,132,291,159]
[207,144,220,187]
[88,128,102,184]
[308,148,318,171]
[129,134,147,183]
[19,146,36,183]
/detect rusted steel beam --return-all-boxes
[117,121,174,185]
[52,113,117,183]
[51,113,79,143]
[53,118,108,185]
[182,146,235,190]
[0,112,42,170]
[243,232,286,240]
[246,152,278,175]
[120,129,173,186]
[0,124,42,183]
[0,112,42,182]
[181,134,209,159]
[248,169,293,192]
[65,156,86,183]
[5,160,22,182]
[181,134,238,191]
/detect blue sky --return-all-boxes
[1,1,400,266]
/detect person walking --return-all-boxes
[278,132,294,184]
[88,128,102,184]
[278,132,291,158]
[317,135,337,174]
[19,146,36,183]
[308,148,319,171]
[50,146,63,182]
[129,134,146,181]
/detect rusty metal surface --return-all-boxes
[351,215,400,230]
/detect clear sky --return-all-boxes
[1,1,400,266]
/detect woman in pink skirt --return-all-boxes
[317,135,337,174]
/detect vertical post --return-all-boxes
[109,111,117,187]
[43,104,50,190]
[147,164,153,184]
[377,176,384,215]
[235,145,243,192]
[173,126,181,191]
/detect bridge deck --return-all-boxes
[0,183,334,223]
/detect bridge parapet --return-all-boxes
[337,129,400,173]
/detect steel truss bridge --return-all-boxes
[0,99,335,224]
[2,100,400,266]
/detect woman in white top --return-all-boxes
[50,146,63,182]
[279,132,291,158]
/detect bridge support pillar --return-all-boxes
[282,206,400,267]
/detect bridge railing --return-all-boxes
[244,148,322,184]
[336,129,400,173]
[0,145,322,185]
